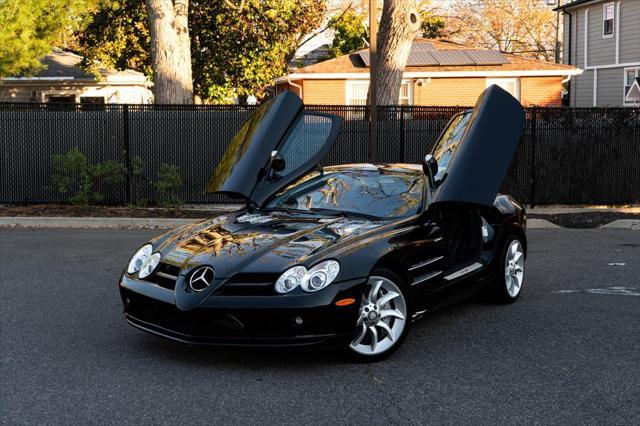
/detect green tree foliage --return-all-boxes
[0,0,93,77]
[327,9,367,58]
[77,0,151,78]
[324,1,445,59]
[76,0,326,102]
[420,9,445,39]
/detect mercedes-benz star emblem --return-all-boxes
[189,266,214,292]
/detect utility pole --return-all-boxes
[547,0,563,63]
[368,0,378,164]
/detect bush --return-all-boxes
[51,150,184,207]
[51,149,125,205]
[155,163,183,208]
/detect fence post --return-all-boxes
[529,107,537,208]
[399,105,406,162]
[122,104,132,205]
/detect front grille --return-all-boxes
[125,291,246,337]
[215,273,279,296]
[144,262,180,290]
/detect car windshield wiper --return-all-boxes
[258,207,322,215]
[259,207,381,220]
[306,208,382,221]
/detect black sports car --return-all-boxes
[119,85,527,361]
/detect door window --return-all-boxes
[278,113,335,175]
[431,111,473,182]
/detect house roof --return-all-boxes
[3,49,148,84]
[277,39,581,82]
[553,0,605,11]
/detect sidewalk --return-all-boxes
[528,206,640,214]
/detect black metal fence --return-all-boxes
[1,103,639,206]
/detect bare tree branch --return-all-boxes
[223,0,246,11]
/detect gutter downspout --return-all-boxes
[566,11,573,106]
[287,78,303,101]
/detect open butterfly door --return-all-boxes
[429,85,526,207]
[206,91,343,206]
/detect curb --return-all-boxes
[527,218,561,229]
[0,216,578,230]
[600,219,640,230]
[0,217,201,229]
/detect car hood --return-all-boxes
[152,211,384,278]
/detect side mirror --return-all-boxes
[423,154,438,186]
[270,150,285,172]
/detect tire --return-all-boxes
[346,268,411,362]
[487,235,526,304]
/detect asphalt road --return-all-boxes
[1,228,639,425]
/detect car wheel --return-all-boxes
[347,268,410,362]
[489,235,526,303]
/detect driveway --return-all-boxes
[1,228,639,424]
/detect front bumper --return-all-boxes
[119,274,364,347]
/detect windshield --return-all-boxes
[263,168,424,219]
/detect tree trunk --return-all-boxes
[146,0,193,104]
[375,0,421,105]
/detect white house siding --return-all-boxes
[569,9,587,106]
[587,2,616,66]
[575,69,595,106]
[597,67,624,106]
[564,0,640,106]
[619,0,640,64]
[575,10,585,68]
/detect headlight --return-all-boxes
[275,266,307,294]
[275,260,340,294]
[127,244,152,274]
[138,253,161,279]
[126,244,161,278]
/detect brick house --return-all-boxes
[275,40,582,106]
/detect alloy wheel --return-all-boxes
[349,275,407,356]
[504,240,525,298]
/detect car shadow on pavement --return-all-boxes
[119,296,497,368]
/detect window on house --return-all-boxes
[398,81,412,106]
[47,95,76,103]
[346,80,413,106]
[486,78,521,101]
[603,3,615,37]
[80,96,106,111]
[346,81,369,106]
[46,94,76,110]
[624,68,640,106]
